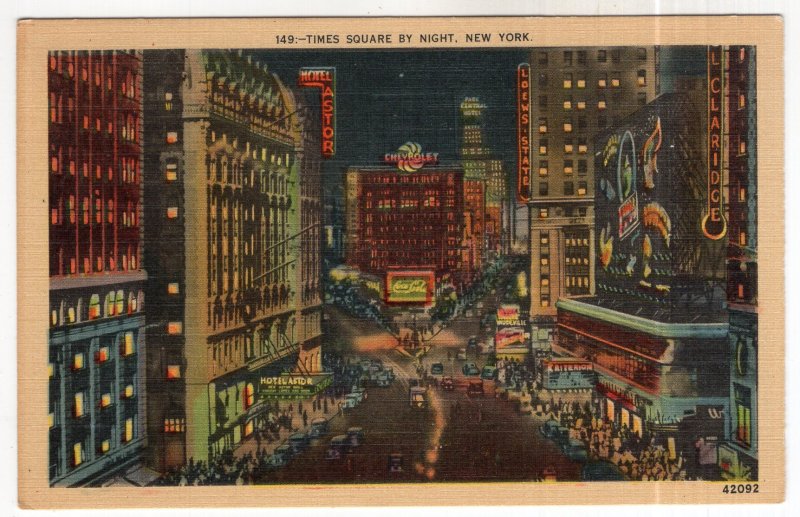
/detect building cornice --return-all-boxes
[50,270,148,292]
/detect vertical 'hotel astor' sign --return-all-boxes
[517,63,531,202]
[702,47,727,240]
[298,67,336,158]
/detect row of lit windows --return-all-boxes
[51,292,142,327]
[536,48,648,67]
[565,276,590,288]
[52,195,138,228]
[537,159,588,177]
[57,250,139,277]
[65,417,136,468]
[49,52,139,101]
[538,181,588,196]
[50,151,139,186]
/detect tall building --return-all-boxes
[555,93,729,461]
[142,50,323,470]
[344,165,465,289]
[48,50,147,486]
[718,45,758,480]
[527,47,658,346]
[460,97,507,258]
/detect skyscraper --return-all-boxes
[48,50,147,486]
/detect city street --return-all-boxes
[260,299,581,483]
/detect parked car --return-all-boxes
[309,417,328,439]
[441,376,455,390]
[481,365,498,380]
[540,419,562,440]
[326,435,349,460]
[272,444,293,465]
[288,432,309,454]
[467,379,484,397]
[456,348,467,361]
[346,427,365,447]
[560,438,589,462]
[344,393,361,408]
[462,362,480,376]
[430,362,445,378]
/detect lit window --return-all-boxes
[123,417,134,443]
[576,101,586,110]
[739,231,747,246]
[165,92,173,111]
[73,442,83,466]
[577,79,586,89]
[244,383,255,409]
[124,384,135,398]
[577,182,588,196]
[100,393,112,408]
[96,347,109,363]
[563,99,572,110]
[739,93,746,109]
[100,439,110,453]
[739,187,746,202]
[578,144,588,154]
[49,412,55,428]
[73,353,85,371]
[541,298,550,308]
[245,420,254,437]
[539,140,548,155]
[563,73,572,89]
[89,294,100,319]
[74,392,85,417]
[538,118,548,134]
[48,362,54,378]
[739,139,747,155]
[538,208,549,219]
[564,160,574,175]
[165,163,178,181]
[167,282,180,294]
[166,132,178,144]
[168,322,183,335]
[637,70,646,86]
[598,74,607,88]
[166,365,181,379]
[564,142,574,153]
[123,332,135,356]
[540,257,549,266]
[598,100,607,110]
[563,122,573,133]
[738,284,745,299]
[538,161,548,177]
[540,234,549,245]
[166,207,179,219]
[541,278,550,287]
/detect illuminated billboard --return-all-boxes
[594,94,725,305]
[385,270,435,304]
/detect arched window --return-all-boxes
[115,290,125,315]
[88,294,101,320]
[105,292,115,317]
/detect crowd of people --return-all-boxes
[535,400,691,481]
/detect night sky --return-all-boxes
[255,49,528,190]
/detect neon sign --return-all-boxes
[701,47,727,240]
[517,63,531,202]
[298,67,336,158]
[383,142,439,172]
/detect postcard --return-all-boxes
[17,16,784,507]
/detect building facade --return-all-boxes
[460,97,507,258]
[48,50,147,486]
[718,45,758,480]
[344,165,465,287]
[527,47,658,346]
[554,93,730,461]
[142,50,322,470]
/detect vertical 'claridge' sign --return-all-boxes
[702,47,727,240]
[298,67,336,158]
[517,63,531,202]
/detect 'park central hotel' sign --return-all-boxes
[702,47,727,240]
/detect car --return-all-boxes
[287,432,309,454]
[539,419,562,440]
[481,365,498,380]
[430,362,445,377]
[440,376,455,390]
[326,435,349,460]
[456,348,467,361]
[346,427,365,447]
[309,417,329,439]
[344,393,361,408]
[272,444,293,465]
[581,461,626,481]
[462,362,480,376]
[467,379,484,397]
[410,386,428,408]
[560,438,589,462]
